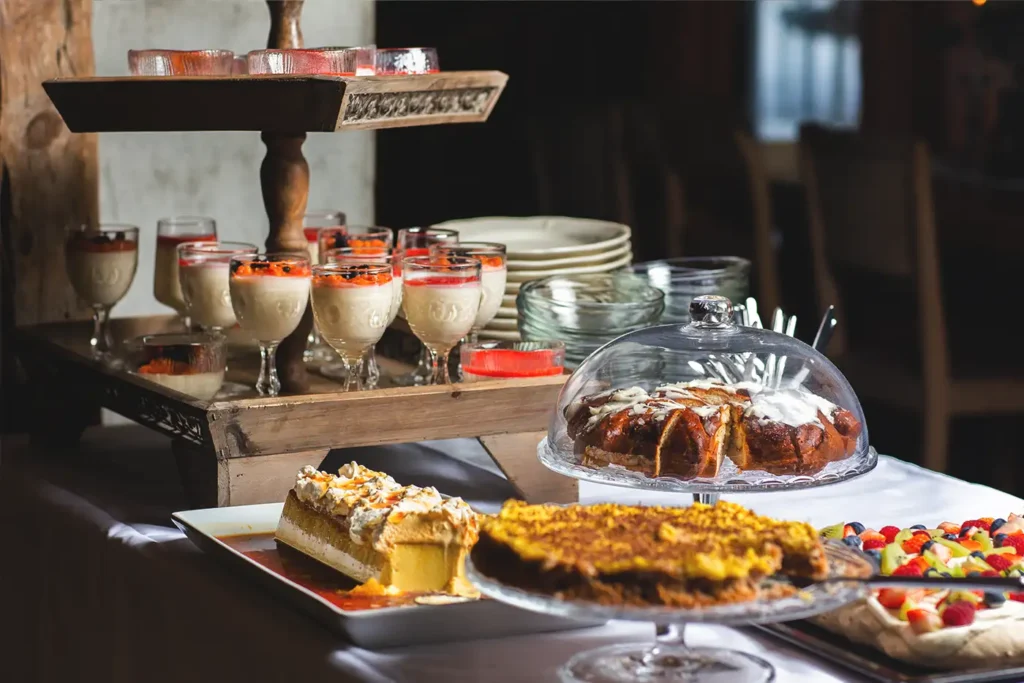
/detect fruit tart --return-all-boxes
[813,515,1024,668]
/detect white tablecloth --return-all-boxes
[4,426,1022,683]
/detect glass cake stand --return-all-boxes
[467,542,874,683]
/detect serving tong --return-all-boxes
[693,299,837,391]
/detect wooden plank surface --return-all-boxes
[43,72,509,133]
[1,0,99,433]
[206,373,565,457]
[479,432,578,504]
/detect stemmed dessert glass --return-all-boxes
[179,241,259,398]
[155,216,217,329]
[302,210,346,362]
[324,247,400,388]
[429,242,507,344]
[402,255,481,385]
[65,224,140,358]
[392,227,459,386]
[229,253,311,397]
[310,262,395,392]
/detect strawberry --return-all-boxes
[981,570,1001,577]
[863,539,887,551]
[959,539,983,553]
[942,601,976,627]
[962,519,991,533]
[986,554,1014,572]
[902,535,929,555]
[843,525,858,538]
[907,608,943,634]
[981,517,996,525]
[880,525,901,543]
[893,563,925,577]
[999,534,1024,556]
[1009,593,1024,603]
[877,588,908,609]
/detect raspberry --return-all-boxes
[1000,535,1024,555]
[942,601,976,627]
[863,539,886,551]
[902,535,929,555]
[986,554,1014,572]
[893,563,924,577]
[962,519,991,533]
[880,526,901,543]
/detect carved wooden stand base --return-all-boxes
[171,431,576,509]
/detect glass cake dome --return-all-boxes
[539,295,876,493]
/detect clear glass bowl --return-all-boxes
[541,295,875,493]
[123,332,226,400]
[128,49,235,76]
[632,256,750,324]
[459,340,565,381]
[517,273,664,368]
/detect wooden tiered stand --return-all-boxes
[20,1,575,507]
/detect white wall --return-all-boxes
[92,0,375,318]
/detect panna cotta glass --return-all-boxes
[178,241,258,332]
[155,216,217,326]
[65,224,140,356]
[127,332,226,400]
[430,242,507,342]
[229,253,311,397]
[303,210,346,362]
[323,247,399,388]
[402,255,481,385]
[392,227,459,387]
[310,262,394,392]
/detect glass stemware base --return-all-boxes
[560,640,773,683]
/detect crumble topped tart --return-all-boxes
[471,500,829,608]
[275,462,479,596]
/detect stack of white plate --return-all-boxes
[434,216,633,341]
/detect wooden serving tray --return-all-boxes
[16,315,574,508]
[43,72,508,133]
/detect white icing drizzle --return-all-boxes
[577,379,841,432]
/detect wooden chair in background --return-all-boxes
[800,124,1024,473]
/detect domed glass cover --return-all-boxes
[540,296,875,492]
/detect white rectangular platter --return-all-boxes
[173,502,603,649]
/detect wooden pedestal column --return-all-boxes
[262,0,312,393]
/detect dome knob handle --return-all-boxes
[689,295,735,328]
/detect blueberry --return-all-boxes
[943,533,958,541]
[842,535,863,548]
[865,549,881,564]
[910,524,927,530]
[995,533,1009,547]
[940,572,953,578]
[924,567,940,577]
[992,519,1007,533]
[921,540,935,553]
[849,522,866,535]
[971,551,987,559]
[984,592,1007,608]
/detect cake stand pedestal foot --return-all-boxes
[559,623,775,683]
[693,493,720,506]
[173,439,328,507]
[479,431,578,504]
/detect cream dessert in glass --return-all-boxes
[154,216,216,326]
[323,247,398,388]
[402,255,481,385]
[392,227,459,386]
[229,253,311,396]
[127,332,226,400]
[430,242,507,343]
[65,224,140,356]
[178,241,258,332]
[310,262,394,391]
[303,210,346,362]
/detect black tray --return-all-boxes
[756,620,1024,683]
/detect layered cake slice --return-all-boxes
[471,499,829,608]
[275,463,479,596]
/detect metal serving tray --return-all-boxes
[756,621,1024,683]
[173,502,603,649]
